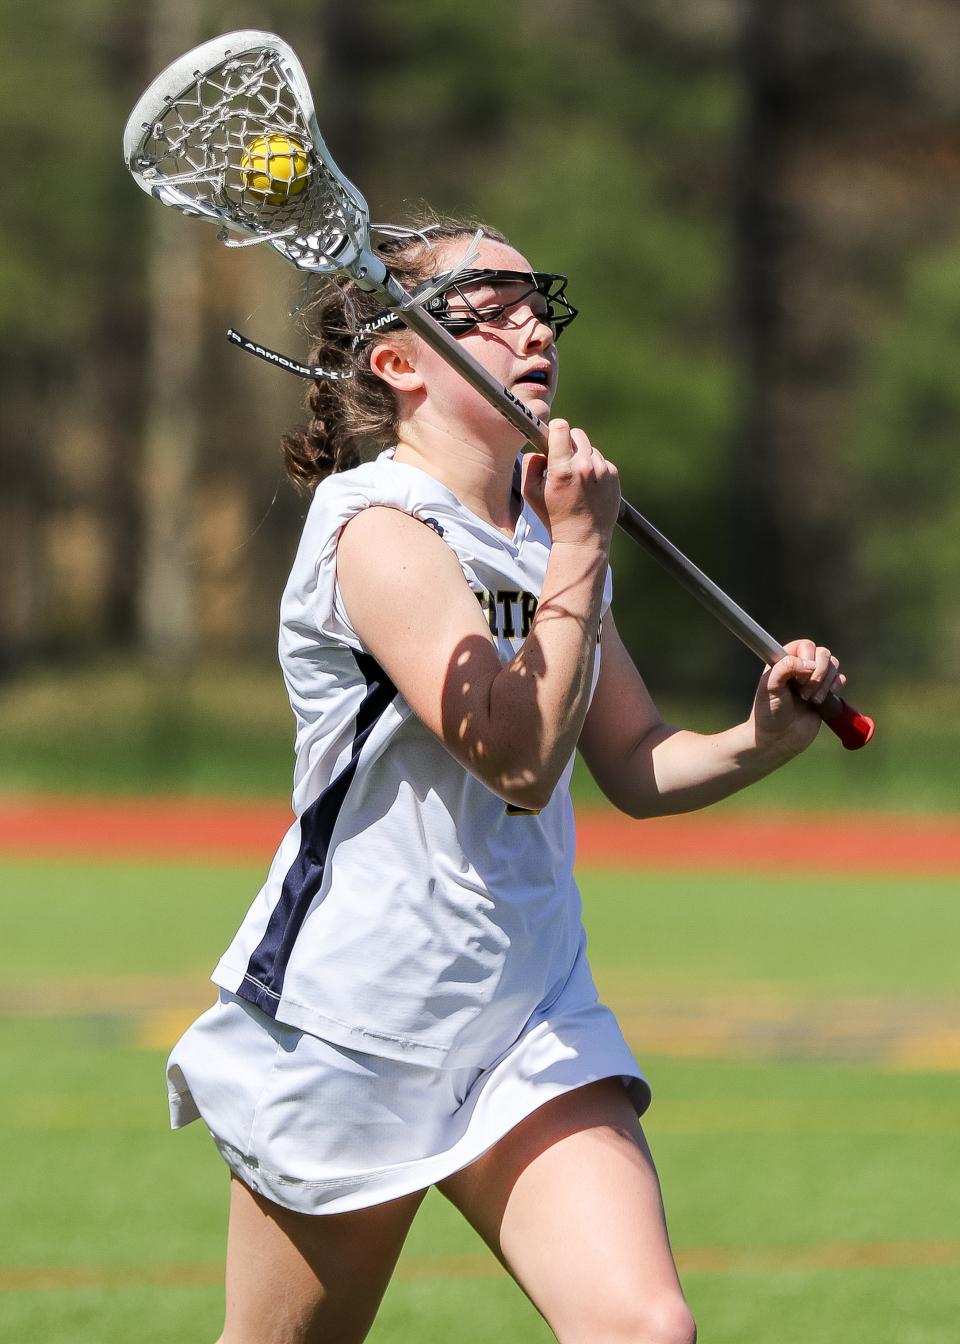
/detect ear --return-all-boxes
[369,338,424,393]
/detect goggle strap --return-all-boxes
[226,327,353,380]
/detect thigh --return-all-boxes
[437,1078,694,1344]
[219,1174,426,1344]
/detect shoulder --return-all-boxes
[305,455,401,524]
[291,457,418,569]
[320,453,448,510]
[338,501,461,569]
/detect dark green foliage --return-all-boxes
[2,0,958,707]
[850,245,960,677]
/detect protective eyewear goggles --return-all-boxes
[224,268,577,383]
[356,269,578,343]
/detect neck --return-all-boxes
[393,418,523,536]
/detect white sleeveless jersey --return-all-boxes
[213,452,612,1068]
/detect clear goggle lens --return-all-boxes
[424,269,577,338]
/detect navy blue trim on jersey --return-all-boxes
[237,652,398,1017]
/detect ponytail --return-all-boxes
[281,211,509,491]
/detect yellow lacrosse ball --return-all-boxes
[240,134,310,205]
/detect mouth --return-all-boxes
[514,366,552,390]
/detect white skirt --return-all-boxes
[167,982,650,1216]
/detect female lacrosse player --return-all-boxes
[167,219,844,1344]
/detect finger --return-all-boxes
[767,654,814,694]
[567,428,612,482]
[591,449,618,481]
[569,427,591,460]
[546,418,575,473]
[521,451,548,504]
[521,451,547,489]
[785,637,817,664]
[778,638,819,701]
[805,650,840,704]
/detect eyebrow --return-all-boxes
[458,277,528,293]
[454,279,544,303]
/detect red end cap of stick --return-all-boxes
[824,698,876,750]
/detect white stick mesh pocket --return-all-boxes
[124,31,370,272]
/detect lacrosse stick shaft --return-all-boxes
[393,291,874,750]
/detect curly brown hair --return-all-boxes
[281,211,510,492]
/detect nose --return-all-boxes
[517,304,555,353]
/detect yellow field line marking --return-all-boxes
[644,1098,960,1136]
[0,1263,224,1292]
[676,1239,960,1273]
[5,977,960,1070]
[0,976,210,1016]
[4,1241,960,1294]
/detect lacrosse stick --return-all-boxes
[123,30,874,749]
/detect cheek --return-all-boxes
[424,339,506,396]
[439,376,501,423]
[416,336,519,427]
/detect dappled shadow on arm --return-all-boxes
[439,586,597,798]
[439,632,539,792]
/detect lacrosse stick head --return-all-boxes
[123,30,381,278]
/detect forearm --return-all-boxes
[484,541,608,808]
[616,718,798,818]
[581,616,843,820]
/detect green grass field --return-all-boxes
[2,851,958,1342]
[2,661,958,810]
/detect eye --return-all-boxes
[430,271,572,337]
[481,288,548,323]
[461,290,499,311]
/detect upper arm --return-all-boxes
[578,613,669,812]
[336,505,504,772]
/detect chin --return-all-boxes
[514,383,553,408]
[462,395,547,452]
[524,396,553,421]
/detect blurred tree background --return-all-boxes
[1,0,958,800]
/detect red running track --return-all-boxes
[0,796,958,874]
